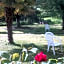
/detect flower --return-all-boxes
[34,51,47,62]
[12,53,19,61]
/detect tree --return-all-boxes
[48,0,64,30]
[5,7,14,44]
[36,0,64,30]
[16,13,21,28]
[0,0,36,44]
[58,0,64,30]
[0,0,15,44]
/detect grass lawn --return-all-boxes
[0,24,64,63]
[44,17,62,24]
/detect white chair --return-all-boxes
[45,32,62,55]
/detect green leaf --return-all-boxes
[47,59,58,64]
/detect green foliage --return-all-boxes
[44,17,62,24]
[1,53,10,59]
[21,51,26,61]
[47,59,58,64]
[2,0,15,5]
[33,60,37,64]
[21,22,28,25]
[36,0,64,18]
[1,60,10,64]
[25,0,35,4]
[15,0,24,3]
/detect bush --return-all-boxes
[1,60,10,64]
[2,53,10,59]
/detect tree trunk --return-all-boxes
[62,15,64,30]
[5,7,14,44]
[16,13,21,28]
[59,4,64,30]
[16,18,21,28]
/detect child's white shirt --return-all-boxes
[45,24,50,30]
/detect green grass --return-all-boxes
[44,17,62,24]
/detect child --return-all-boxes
[44,22,50,32]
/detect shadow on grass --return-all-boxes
[10,43,64,61]
[13,26,64,36]
[50,28,64,36]
[13,27,44,34]
[9,49,22,54]
[13,26,45,34]
[0,25,64,36]
[9,42,21,47]
[0,32,8,34]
